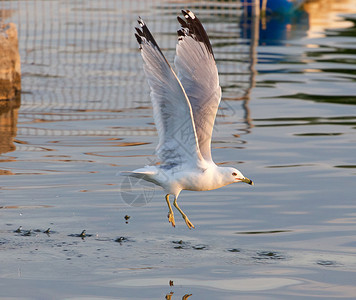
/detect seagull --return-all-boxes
[127,10,253,229]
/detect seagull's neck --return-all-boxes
[206,165,234,189]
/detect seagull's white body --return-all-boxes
[127,10,253,228]
[133,164,242,194]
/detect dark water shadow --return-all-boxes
[235,230,292,234]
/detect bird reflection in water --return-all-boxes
[165,293,192,300]
[165,279,192,300]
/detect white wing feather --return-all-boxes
[135,19,204,168]
[175,10,221,162]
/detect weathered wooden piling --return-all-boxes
[0,22,21,101]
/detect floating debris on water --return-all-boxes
[172,240,190,249]
[68,230,92,239]
[14,226,54,236]
[172,240,208,250]
[192,244,207,250]
[317,260,338,266]
[22,230,32,236]
[116,236,125,243]
[115,236,131,244]
[124,215,131,224]
[254,250,285,261]
[227,248,241,253]
[14,226,22,233]
[173,240,184,244]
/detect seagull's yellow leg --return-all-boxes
[173,197,195,229]
[165,194,175,227]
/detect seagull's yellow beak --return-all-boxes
[240,177,254,185]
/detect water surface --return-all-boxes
[1,0,356,299]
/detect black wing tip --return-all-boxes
[134,17,145,47]
[134,17,151,46]
[177,16,186,27]
[135,27,143,36]
[134,16,166,59]
[137,16,144,27]
[177,29,185,37]
[134,33,142,45]
[177,10,214,57]
[181,9,196,20]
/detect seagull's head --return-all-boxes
[224,167,254,186]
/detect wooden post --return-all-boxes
[0,23,21,101]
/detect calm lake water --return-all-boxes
[1,0,356,299]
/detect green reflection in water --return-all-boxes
[277,93,356,105]
[254,116,356,127]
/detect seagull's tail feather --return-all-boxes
[120,166,160,186]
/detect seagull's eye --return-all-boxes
[232,172,237,176]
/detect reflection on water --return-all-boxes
[303,0,356,37]
[0,94,20,156]
[0,0,356,299]
[165,292,192,300]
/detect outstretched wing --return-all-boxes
[135,18,204,168]
[175,10,222,162]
